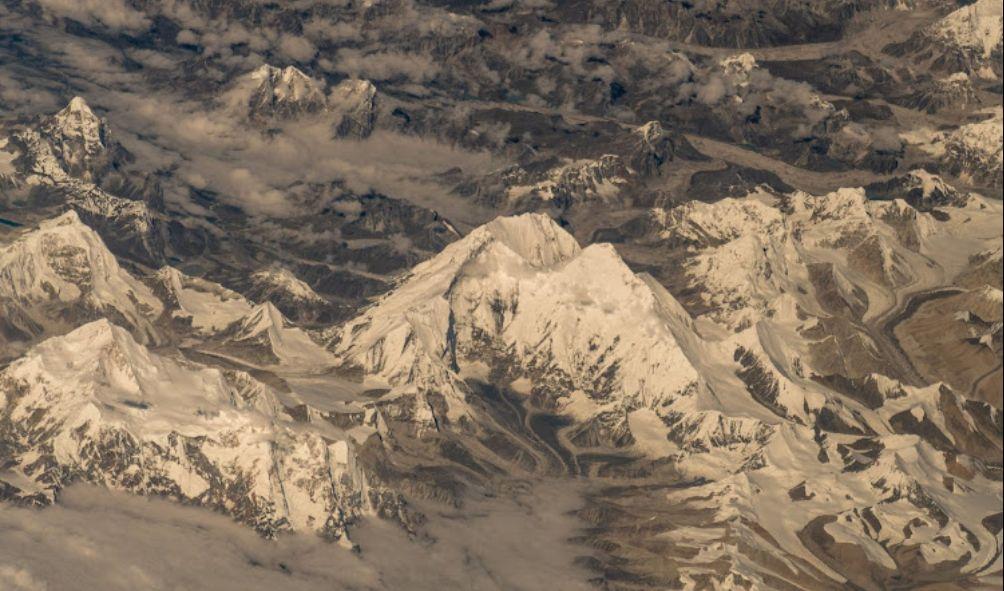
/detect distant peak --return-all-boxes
[41,96,106,151]
[279,65,311,82]
[242,301,287,332]
[332,78,376,96]
[27,318,133,364]
[244,64,326,119]
[635,120,665,142]
[250,64,314,85]
[50,96,101,125]
[41,209,85,228]
[251,266,326,303]
[65,96,94,114]
[250,64,281,78]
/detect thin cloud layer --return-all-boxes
[0,484,593,591]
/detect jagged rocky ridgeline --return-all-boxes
[886,0,1003,80]
[0,318,416,544]
[2,94,1002,587]
[1,197,1001,587]
[224,64,378,138]
[1,1,1003,586]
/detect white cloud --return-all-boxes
[277,34,317,62]
[334,49,440,83]
[0,484,594,591]
[35,0,150,32]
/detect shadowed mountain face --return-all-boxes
[1,1,1001,590]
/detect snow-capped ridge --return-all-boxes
[0,211,162,351]
[249,65,323,103]
[472,213,581,267]
[250,266,326,304]
[240,64,327,121]
[934,0,1003,61]
[329,78,378,138]
[218,301,334,367]
[155,266,253,334]
[0,320,371,539]
[333,213,717,441]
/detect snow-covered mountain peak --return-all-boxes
[34,96,121,181]
[239,301,290,335]
[42,96,103,142]
[65,96,94,114]
[472,213,581,267]
[216,301,334,367]
[250,65,322,101]
[250,266,326,304]
[240,64,327,121]
[0,211,162,350]
[5,319,275,440]
[0,321,377,540]
[333,213,709,435]
[28,316,129,366]
[329,78,376,103]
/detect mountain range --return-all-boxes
[0,1,1001,590]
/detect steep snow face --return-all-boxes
[649,194,803,331]
[645,187,949,330]
[0,212,162,353]
[242,65,328,120]
[333,213,709,432]
[37,97,109,180]
[0,320,369,541]
[933,0,1003,63]
[155,267,253,334]
[4,319,278,438]
[219,302,335,368]
[332,214,580,404]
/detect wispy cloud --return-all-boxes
[34,0,151,32]
[0,483,594,591]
